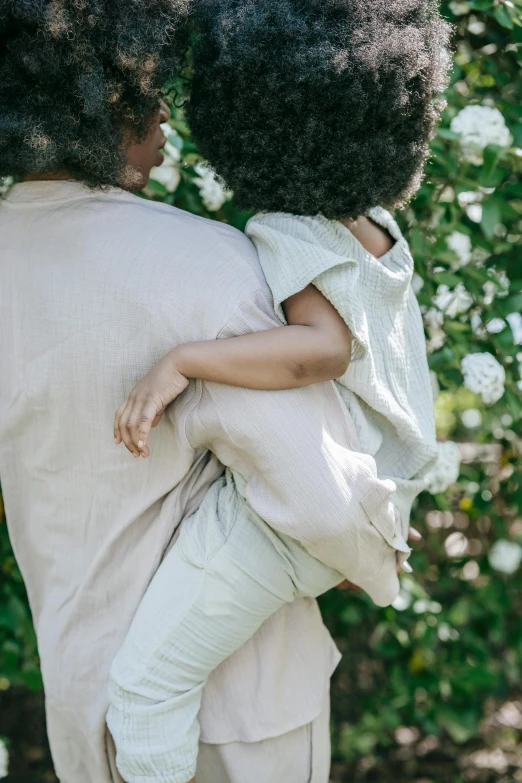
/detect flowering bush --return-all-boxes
[0,739,8,780]
[0,0,521,779]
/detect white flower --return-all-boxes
[445,532,469,558]
[467,204,483,223]
[483,271,509,304]
[412,273,424,294]
[461,352,506,405]
[449,1,470,15]
[433,282,473,318]
[506,312,522,345]
[164,141,181,163]
[461,408,482,428]
[450,105,512,165]
[471,313,483,334]
[0,177,13,196]
[160,122,174,137]
[468,19,485,35]
[425,441,462,495]
[150,157,180,193]
[193,163,231,212]
[424,307,446,351]
[392,589,412,611]
[0,739,8,779]
[446,231,472,268]
[488,540,522,575]
[413,599,442,614]
[457,190,483,206]
[487,318,506,334]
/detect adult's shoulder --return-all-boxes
[100,190,267,294]
[92,191,274,337]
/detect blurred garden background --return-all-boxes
[1,0,522,780]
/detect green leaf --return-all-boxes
[493,5,515,28]
[506,389,522,421]
[439,715,476,744]
[20,661,43,691]
[445,320,471,334]
[434,271,463,287]
[499,293,522,316]
[480,144,502,183]
[481,198,502,239]
[438,128,461,140]
[468,0,492,9]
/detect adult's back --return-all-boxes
[0,181,339,780]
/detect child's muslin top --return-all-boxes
[247,208,439,542]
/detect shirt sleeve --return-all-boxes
[182,286,410,608]
[246,212,371,361]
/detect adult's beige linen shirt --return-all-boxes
[0,182,401,782]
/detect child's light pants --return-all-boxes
[107,472,343,783]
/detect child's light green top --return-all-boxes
[247,208,439,539]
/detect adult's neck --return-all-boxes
[21,171,75,183]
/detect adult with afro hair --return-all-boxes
[0,2,442,783]
[105,2,451,783]
[0,0,188,187]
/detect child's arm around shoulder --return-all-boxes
[114,285,352,457]
[281,284,352,381]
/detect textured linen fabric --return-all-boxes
[247,210,439,538]
[195,685,332,783]
[107,210,437,782]
[107,473,342,783]
[0,181,403,783]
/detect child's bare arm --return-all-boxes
[115,285,351,457]
[174,285,351,389]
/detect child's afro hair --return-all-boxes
[188,0,452,219]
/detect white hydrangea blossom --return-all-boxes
[506,312,522,345]
[447,231,472,268]
[488,540,522,576]
[425,441,462,495]
[424,307,446,351]
[0,177,13,196]
[461,352,506,405]
[483,271,509,305]
[450,105,512,165]
[0,739,8,780]
[486,318,506,335]
[468,19,485,35]
[433,282,473,318]
[194,163,231,212]
[412,273,424,294]
[449,0,470,15]
[149,126,183,193]
[471,312,483,334]
[150,157,181,193]
[163,140,181,163]
[461,408,482,428]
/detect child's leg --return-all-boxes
[107,475,341,783]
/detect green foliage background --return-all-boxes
[1,1,522,778]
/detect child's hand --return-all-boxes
[114,352,189,458]
[336,527,422,592]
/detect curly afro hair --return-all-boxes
[0,0,189,187]
[188,0,452,219]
